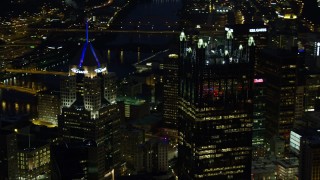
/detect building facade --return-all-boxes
[16,143,51,180]
[134,138,169,173]
[37,91,60,126]
[178,31,254,179]
[162,54,180,130]
[257,48,298,152]
[58,22,120,179]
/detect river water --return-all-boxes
[97,0,182,75]
[6,0,318,117]
[1,0,183,116]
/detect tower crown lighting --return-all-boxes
[70,20,107,76]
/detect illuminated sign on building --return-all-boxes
[290,131,301,152]
[71,68,88,74]
[249,28,267,33]
[254,79,264,83]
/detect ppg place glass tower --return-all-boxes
[178,31,254,179]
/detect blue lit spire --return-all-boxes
[78,20,101,68]
[86,20,89,43]
[79,42,87,68]
[90,43,101,67]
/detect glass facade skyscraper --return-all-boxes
[178,32,254,179]
[257,48,297,152]
[163,54,179,129]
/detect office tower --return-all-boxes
[104,72,117,104]
[117,97,150,121]
[60,74,76,108]
[251,159,277,180]
[249,25,269,158]
[276,158,299,179]
[294,72,320,118]
[252,77,267,158]
[299,134,320,179]
[134,138,169,173]
[58,22,120,179]
[295,34,320,114]
[269,18,298,50]
[121,126,145,166]
[290,112,320,156]
[289,111,320,179]
[178,31,254,179]
[154,139,169,173]
[296,33,320,66]
[104,103,122,173]
[257,48,298,153]
[0,130,17,180]
[306,44,320,111]
[295,85,305,120]
[315,42,320,67]
[16,141,51,179]
[163,53,179,130]
[37,91,59,126]
[245,24,269,158]
[134,145,144,173]
[118,78,143,97]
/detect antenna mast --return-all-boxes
[86,20,89,43]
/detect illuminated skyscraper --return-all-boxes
[223,25,269,158]
[16,142,51,179]
[134,138,169,173]
[257,48,298,153]
[294,71,320,119]
[276,158,299,179]
[37,91,60,126]
[269,18,298,50]
[163,53,179,130]
[58,22,120,179]
[178,32,254,179]
[300,137,320,180]
[292,112,320,179]
[252,76,267,158]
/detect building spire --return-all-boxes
[86,20,89,43]
[71,19,107,74]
